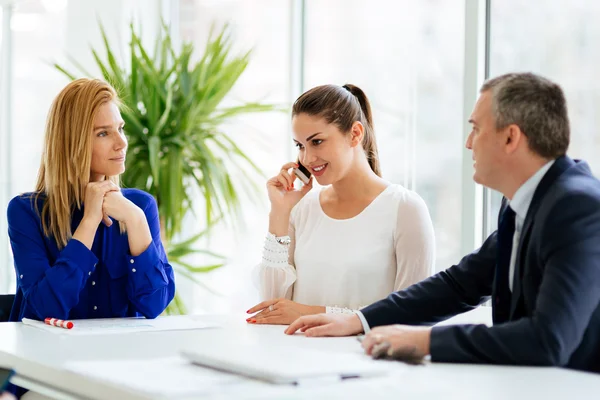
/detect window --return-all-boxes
[0,0,164,293]
[304,0,466,273]
[179,0,292,312]
[488,0,600,229]
[180,0,468,314]
[8,1,591,312]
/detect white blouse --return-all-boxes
[253,184,435,313]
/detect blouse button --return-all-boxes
[93,306,98,310]
[88,271,92,276]
[130,259,135,264]
[132,268,136,273]
[20,274,23,279]
[92,281,96,286]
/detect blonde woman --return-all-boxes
[7,78,175,323]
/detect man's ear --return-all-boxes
[504,124,522,154]
[349,121,365,147]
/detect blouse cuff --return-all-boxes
[126,242,167,285]
[261,233,291,266]
[326,306,357,315]
[253,233,296,300]
[60,238,99,275]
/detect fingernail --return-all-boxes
[246,309,250,313]
[251,319,256,323]
[246,318,250,322]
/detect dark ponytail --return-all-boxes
[292,84,382,177]
[341,84,380,177]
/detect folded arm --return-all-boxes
[8,198,97,320]
[125,196,175,319]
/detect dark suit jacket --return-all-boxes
[361,156,600,372]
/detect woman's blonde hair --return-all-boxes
[35,78,121,248]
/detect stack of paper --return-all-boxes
[22,315,219,335]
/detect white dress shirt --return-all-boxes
[507,160,554,291]
[356,160,555,332]
[254,184,436,313]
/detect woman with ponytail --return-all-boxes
[247,84,435,325]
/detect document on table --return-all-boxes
[65,355,406,400]
[181,341,392,384]
[65,356,243,399]
[21,315,219,335]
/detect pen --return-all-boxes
[44,317,74,329]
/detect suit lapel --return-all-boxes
[508,156,575,319]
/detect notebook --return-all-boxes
[181,342,390,385]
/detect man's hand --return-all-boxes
[246,299,325,325]
[284,313,364,336]
[362,325,431,361]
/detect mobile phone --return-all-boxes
[293,161,311,185]
[0,368,15,393]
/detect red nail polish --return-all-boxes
[251,319,256,323]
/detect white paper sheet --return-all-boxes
[181,341,392,384]
[22,315,219,335]
[65,356,242,399]
[65,356,407,400]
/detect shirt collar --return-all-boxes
[509,160,555,221]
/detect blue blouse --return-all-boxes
[7,189,175,322]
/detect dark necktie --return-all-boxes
[494,205,516,324]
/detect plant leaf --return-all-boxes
[53,21,276,315]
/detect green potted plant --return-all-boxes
[55,23,277,314]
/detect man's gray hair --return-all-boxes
[481,72,570,159]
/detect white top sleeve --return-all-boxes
[392,192,436,291]
[252,215,297,301]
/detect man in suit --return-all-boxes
[285,72,600,373]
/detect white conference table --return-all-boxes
[1,307,599,399]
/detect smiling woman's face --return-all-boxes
[292,113,357,186]
[90,101,127,182]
